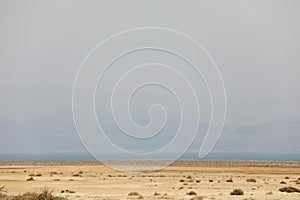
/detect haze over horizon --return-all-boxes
[0,1,300,160]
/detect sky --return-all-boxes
[0,1,300,160]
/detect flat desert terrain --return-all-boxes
[0,160,300,199]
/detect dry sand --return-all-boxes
[0,160,300,199]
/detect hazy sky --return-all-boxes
[0,1,299,158]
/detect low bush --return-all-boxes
[230,189,244,195]
[247,178,257,182]
[26,177,34,181]
[186,191,197,196]
[128,192,139,196]
[279,187,300,193]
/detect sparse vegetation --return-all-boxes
[247,178,257,182]
[26,177,34,181]
[266,191,273,195]
[10,188,68,200]
[128,192,143,199]
[226,179,233,183]
[0,185,7,197]
[230,189,244,195]
[186,191,197,196]
[280,181,287,184]
[72,174,81,177]
[128,192,139,196]
[153,192,160,196]
[61,190,75,194]
[279,187,300,193]
[50,171,61,175]
[179,179,185,182]
[28,173,42,177]
[196,180,201,183]
[190,197,203,200]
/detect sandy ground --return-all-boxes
[0,160,300,200]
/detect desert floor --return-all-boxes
[0,160,300,200]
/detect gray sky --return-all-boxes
[0,0,300,157]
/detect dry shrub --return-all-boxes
[11,188,67,200]
[153,192,160,196]
[186,191,197,196]
[0,185,7,198]
[279,187,300,193]
[50,172,61,175]
[72,174,81,177]
[247,178,257,182]
[266,191,273,195]
[190,197,203,200]
[230,189,244,195]
[128,192,139,196]
[26,177,34,181]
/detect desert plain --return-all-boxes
[0,160,300,200]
